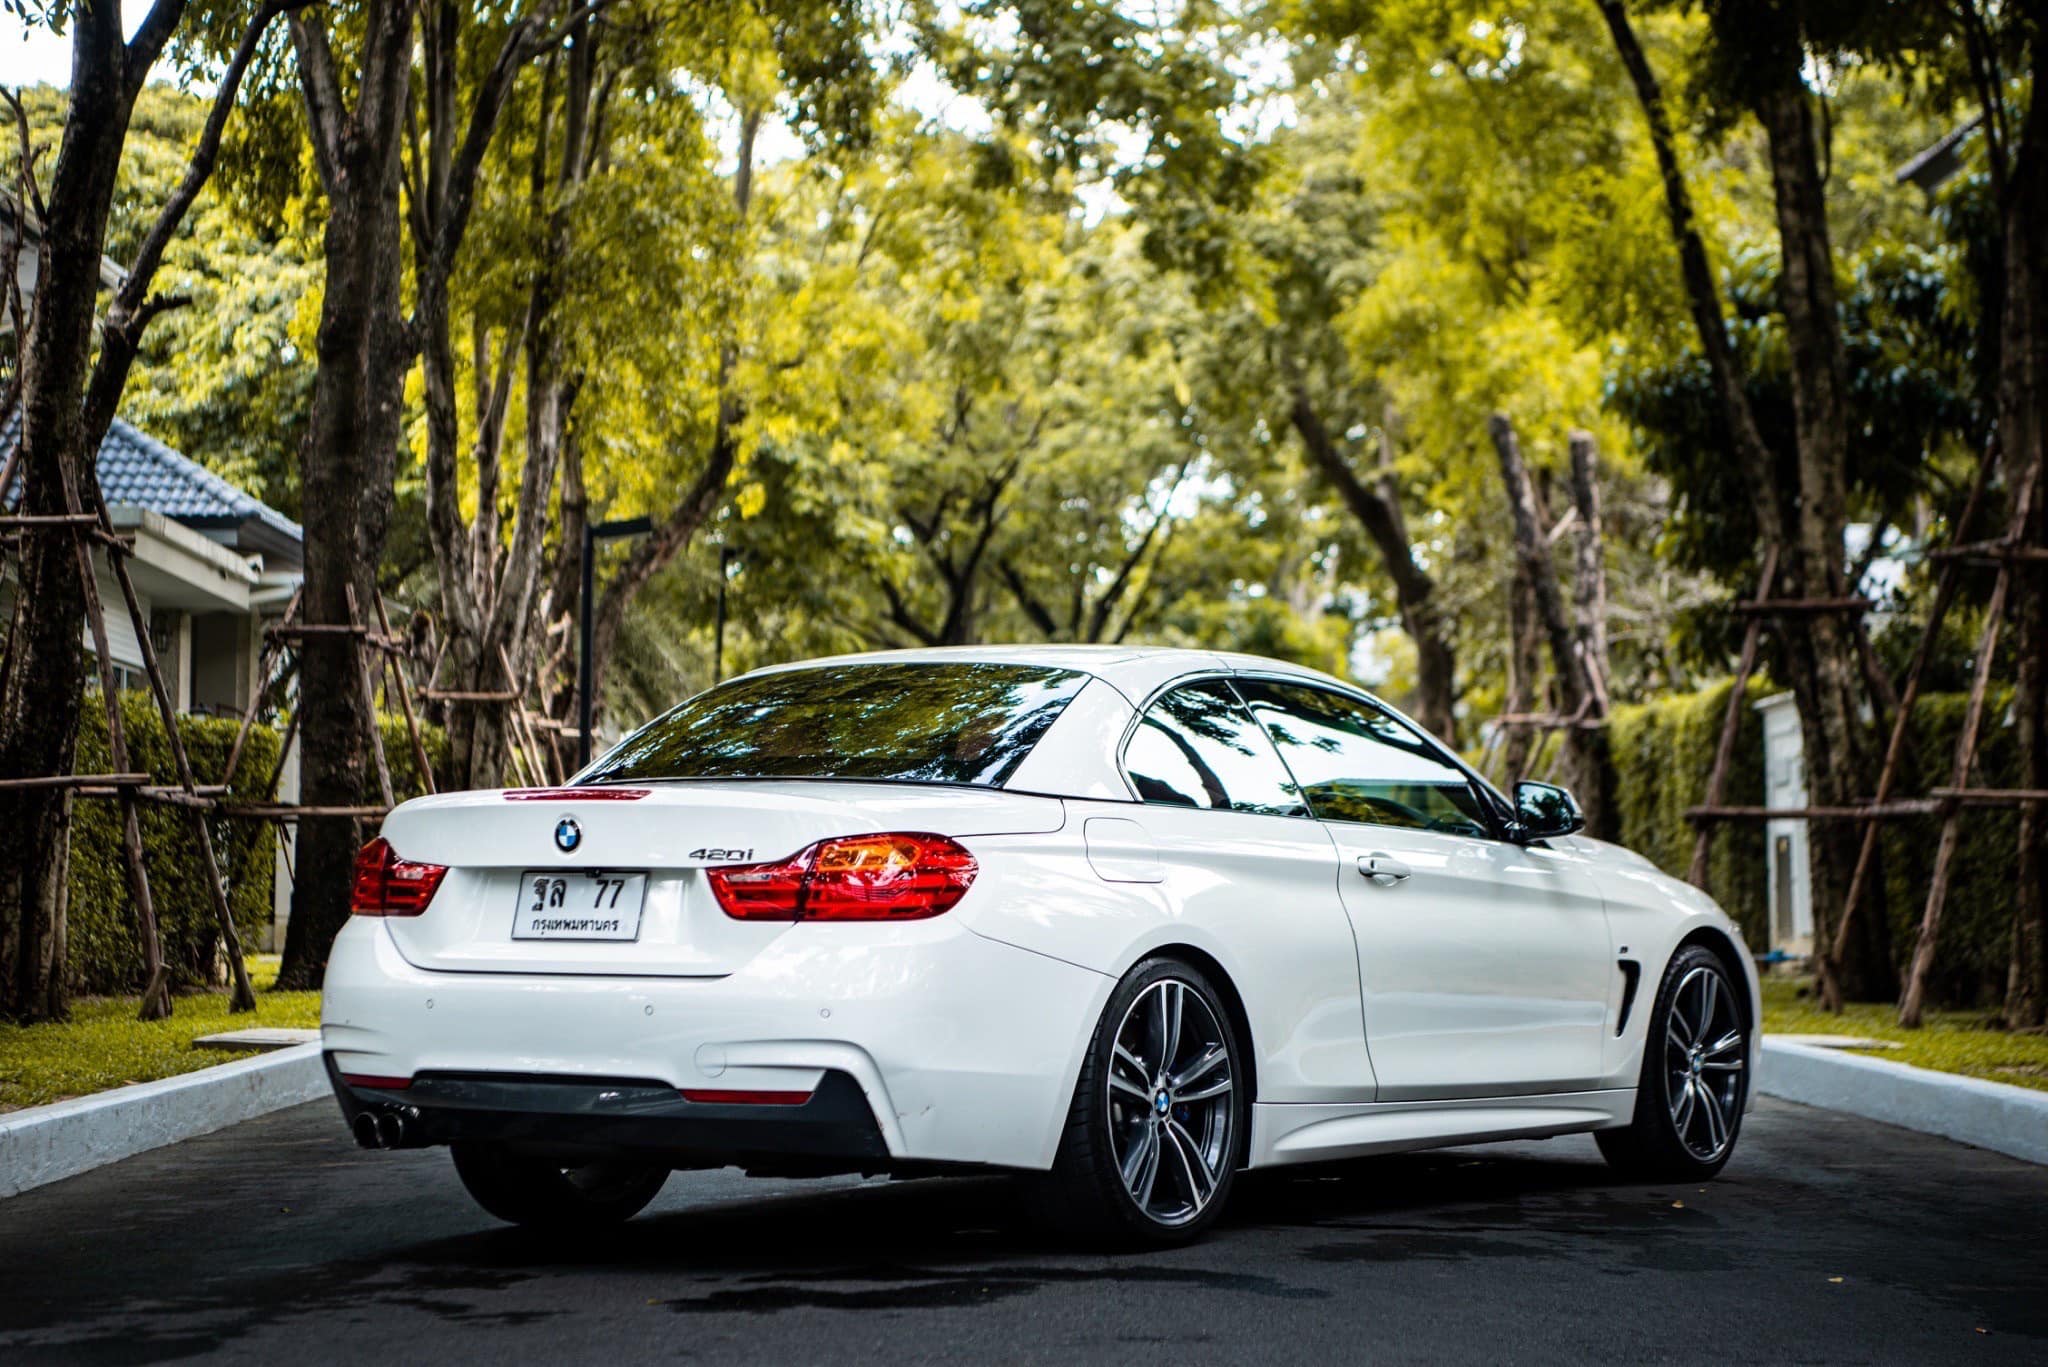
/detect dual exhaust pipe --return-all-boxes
[352,1108,418,1150]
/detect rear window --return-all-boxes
[578,662,1090,788]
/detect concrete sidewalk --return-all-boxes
[0,1042,328,1197]
[1759,1036,2048,1166]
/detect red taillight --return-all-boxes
[502,787,649,801]
[349,837,449,917]
[707,832,977,922]
[679,1089,813,1105]
[342,1073,413,1090]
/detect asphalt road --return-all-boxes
[0,1096,2042,1366]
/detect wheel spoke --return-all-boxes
[1695,971,1719,1038]
[1704,1028,1745,1059]
[1175,1075,1233,1103]
[1109,1070,1152,1101]
[1667,1008,1695,1049]
[1114,1042,1151,1089]
[1164,1119,1217,1210]
[1121,1122,1161,1209]
[1169,1043,1227,1092]
[1671,1076,1697,1135]
[1698,1082,1728,1152]
[1154,981,1184,1076]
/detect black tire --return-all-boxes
[1597,944,1750,1180]
[451,1142,669,1230]
[1035,957,1248,1247]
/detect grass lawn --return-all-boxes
[0,956,319,1112]
[1760,976,2048,1093]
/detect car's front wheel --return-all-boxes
[451,1142,669,1230]
[1597,944,1749,1179]
[1037,957,1247,1246]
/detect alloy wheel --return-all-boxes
[1663,963,1746,1162]
[1105,977,1234,1227]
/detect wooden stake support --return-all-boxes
[1895,452,2043,1028]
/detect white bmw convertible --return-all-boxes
[322,646,1758,1243]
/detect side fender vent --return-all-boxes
[1615,959,1642,1037]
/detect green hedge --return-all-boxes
[374,713,449,804]
[68,695,281,996]
[1609,681,2022,1007]
[1609,681,1769,948]
[1875,690,2018,1006]
[65,702,448,997]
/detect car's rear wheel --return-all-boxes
[1597,944,1749,1179]
[1037,957,1246,1246]
[451,1142,669,1229]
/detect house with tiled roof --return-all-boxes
[2,413,302,715]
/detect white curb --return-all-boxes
[0,1041,329,1198]
[1759,1037,2048,1166]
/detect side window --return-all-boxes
[1237,681,1489,837]
[1123,680,1307,818]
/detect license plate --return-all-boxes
[511,870,648,941]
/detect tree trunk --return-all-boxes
[1755,81,1893,1001]
[1566,430,1617,839]
[276,2,417,990]
[1290,388,1457,744]
[1997,61,2048,1028]
[1500,563,1540,786]
[1489,414,1614,831]
[0,1,183,1021]
[416,1,579,791]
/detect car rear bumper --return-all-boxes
[326,1054,897,1173]
[319,915,1111,1171]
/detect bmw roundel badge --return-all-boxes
[554,815,582,854]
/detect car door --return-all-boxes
[1235,678,1611,1101]
[1111,678,1376,1104]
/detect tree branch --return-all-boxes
[83,0,299,446]
[124,0,190,92]
[997,558,1060,639]
[289,12,347,197]
[1593,0,1780,536]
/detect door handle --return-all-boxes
[1359,853,1412,885]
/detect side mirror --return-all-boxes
[1513,780,1584,842]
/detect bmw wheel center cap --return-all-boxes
[554,816,582,854]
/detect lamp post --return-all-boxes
[713,546,737,683]
[577,516,653,770]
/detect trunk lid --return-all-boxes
[376,781,1064,977]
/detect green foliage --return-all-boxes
[67,696,282,996]
[1608,680,1768,946]
[9,84,323,517]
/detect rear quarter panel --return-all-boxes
[959,800,1377,1105]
